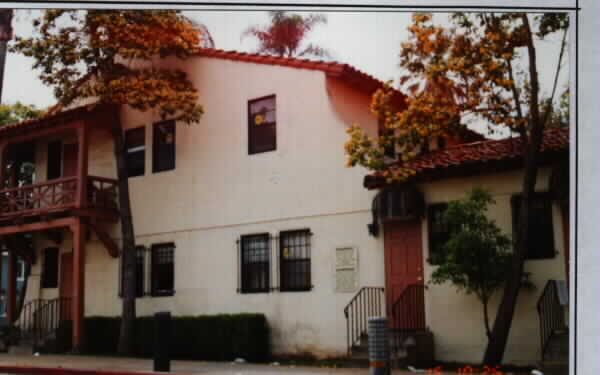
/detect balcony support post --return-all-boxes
[71,218,86,352]
[76,121,89,209]
[6,249,16,323]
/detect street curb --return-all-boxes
[0,365,191,375]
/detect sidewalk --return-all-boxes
[0,354,423,375]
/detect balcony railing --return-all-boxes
[0,175,118,219]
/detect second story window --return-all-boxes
[248,95,276,154]
[125,127,145,178]
[153,120,176,173]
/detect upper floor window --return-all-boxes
[151,243,175,297]
[239,234,270,293]
[280,230,312,292]
[47,140,63,180]
[511,193,555,260]
[153,120,176,173]
[248,95,276,154]
[125,127,145,178]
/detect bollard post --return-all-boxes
[154,312,171,372]
[368,316,390,375]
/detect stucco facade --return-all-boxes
[13,54,567,365]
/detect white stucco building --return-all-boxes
[0,49,569,366]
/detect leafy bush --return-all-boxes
[79,314,269,362]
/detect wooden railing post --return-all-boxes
[6,250,16,323]
[71,219,86,352]
[77,122,89,209]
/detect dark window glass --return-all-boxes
[41,247,58,289]
[427,203,451,264]
[280,230,312,291]
[511,193,555,260]
[248,95,276,154]
[120,246,146,298]
[240,234,270,293]
[151,243,175,296]
[47,141,63,180]
[125,127,145,177]
[153,120,176,173]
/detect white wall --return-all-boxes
[419,167,567,365]
[23,56,385,358]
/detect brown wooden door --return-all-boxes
[59,252,73,321]
[384,220,424,325]
[63,143,78,177]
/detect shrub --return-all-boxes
[80,313,269,362]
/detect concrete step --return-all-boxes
[8,342,33,355]
[544,331,569,362]
[539,360,568,375]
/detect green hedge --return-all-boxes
[79,314,269,362]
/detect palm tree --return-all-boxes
[242,11,330,58]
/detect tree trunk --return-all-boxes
[483,15,544,365]
[0,9,13,103]
[111,113,137,356]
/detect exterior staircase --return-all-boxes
[537,280,569,375]
[6,297,72,354]
[344,285,434,369]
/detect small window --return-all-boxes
[125,127,145,177]
[248,95,276,154]
[280,230,312,291]
[120,246,146,298]
[47,140,63,180]
[41,247,59,289]
[153,120,176,173]
[240,234,270,293]
[511,193,555,260]
[151,243,175,297]
[427,203,451,264]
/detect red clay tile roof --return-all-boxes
[364,127,569,189]
[195,48,406,107]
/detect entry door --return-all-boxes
[59,252,73,321]
[384,220,424,325]
[62,143,78,177]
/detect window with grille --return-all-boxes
[240,234,270,293]
[125,127,145,177]
[153,120,176,173]
[119,246,146,298]
[41,247,58,289]
[511,193,555,260]
[248,95,276,154]
[280,230,312,291]
[151,243,175,296]
[427,203,450,265]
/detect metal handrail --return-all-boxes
[17,297,72,343]
[343,286,385,355]
[537,280,567,360]
[391,284,427,332]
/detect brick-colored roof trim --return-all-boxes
[364,127,569,189]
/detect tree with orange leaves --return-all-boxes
[11,9,209,355]
[345,12,569,365]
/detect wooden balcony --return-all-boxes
[0,175,119,225]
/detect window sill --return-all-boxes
[150,291,175,297]
[279,287,313,293]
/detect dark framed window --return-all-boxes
[125,127,145,177]
[47,140,63,180]
[151,243,175,297]
[248,95,276,154]
[511,193,555,260]
[280,229,312,292]
[240,234,270,293]
[153,120,176,173]
[41,247,59,289]
[427,203,451,264]
[119,246,146,298]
